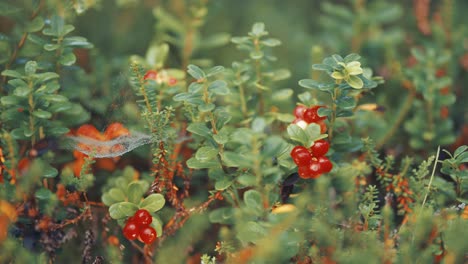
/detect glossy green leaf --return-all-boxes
[186,157,219,169]
[208,80,229,95]
[139,193,165,212]
[1,70,22,78]
[187,64,205,80]
[33,110,52,119]
[36,188,53,199]
[195,146,218,161]
[198,103,215,112]
[206,66,225,77]
[26,17,45,32]
[287,124,308,145]
[127,181,146,204]
[109,202,139,220]
[187,123,211,138]
[59,52,76,66]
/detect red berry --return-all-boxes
[318,121,327,134]
[168,77,178,86]
[317,156,333,173]
[310,140,329,157]
[290,146,312,166]
[123,221,139,240]
[294,105,307,119]
[134,209,152,226]
[144,70,158,80]
[303,106,326,123]
[139,226,157,244]
[298,160,322,179]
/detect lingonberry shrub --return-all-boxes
[0,1,467,264]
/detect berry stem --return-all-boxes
[328,86,340,141]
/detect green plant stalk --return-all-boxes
[376,89,415,149]
[236,73,248,119]
[28,80,36,145]
[328,85,340,141]
[202,81,227,173]
[253,39,265,115]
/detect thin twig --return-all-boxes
[421,146,441,208]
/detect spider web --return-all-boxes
[64,131,153,158]
[63,72,153,158]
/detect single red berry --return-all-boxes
[303,106,326,123]
[317,156,333,173]
[310,140,330,157]
[134,209,152,226]
[298,160,322,179]
[123,221,139,240]
[168,77,178,86]
[144,70,158,80]
[318,121,327,134]
[139,226,157,244]
[290,146,312,166]
[294,105,307,119]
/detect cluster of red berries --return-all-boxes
[143,69,178,86]
[291,140,332,179]
[122,209,157,244]
[293,105,327,133]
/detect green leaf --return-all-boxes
[250,50,263,60]
[59,52,76,66]
[272,89,293,101]
[1,70,22,78]
[35,72,60,83]
[186,157,219,169]
[215,176,233,191]
[347,75,364,89]
[43,94,68,103]
[139,193,165,212]
[13,86,30,97]
[222,151,252,168]
[206,66,225,77]
[109,202,139,220]
[454,146,468,159]
[312,64,333,72]
[336,96,356,109]
[25,61,38,75]
[33,110,52,119]
[127,181,146,204]
[208,80,230,95]
[44,44,60,51]
[287,124,308,146]
[151,216,164,237]
[209,208,234,224]
[344,53,361,63]
[251,22,266,36]
[108,188,126,203]
[0,96,20,106]
[187,64,205,80]
[36,188,53,200]
[42,162,58,178]
[195,146,219,161]
[187,123,211,138]
[62,36,93,48]
[26,17,45,32]
[244,189,263,211]
[213,132,229,145]
[198,103,215,112]
[261,38,281,47]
